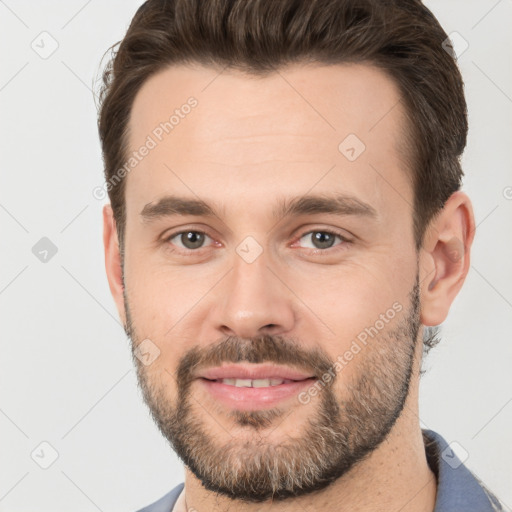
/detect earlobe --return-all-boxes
[420,191,475,326]
[102,204,126,325]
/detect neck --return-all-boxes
[182,347,437,512]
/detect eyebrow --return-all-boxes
[140,193,378,224]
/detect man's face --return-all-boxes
[120,63,422,501]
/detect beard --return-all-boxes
[124,273,421,503]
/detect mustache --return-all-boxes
[175,334,334,389]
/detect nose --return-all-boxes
[212,251,296,340]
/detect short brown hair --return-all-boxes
[97,0,467,251]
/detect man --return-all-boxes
[98,0,505,510]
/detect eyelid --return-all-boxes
[291,227,351,253]
[163,228,216,250]
[162,226,352,254]
[293,226,351,241]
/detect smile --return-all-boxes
[206,378,299,387]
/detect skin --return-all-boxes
[103,62,475,511]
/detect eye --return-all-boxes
[165,230,213,251]
[163,228,349,256]
[296,229,348,251]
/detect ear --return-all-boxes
[419,191,476,326]
[103,204,127,326]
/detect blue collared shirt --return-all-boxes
[135,429,505,511]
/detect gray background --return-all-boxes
[1,1,511,510]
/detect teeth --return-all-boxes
[234,379,252,387]
[253,379,271,387]
[219,378,287,387]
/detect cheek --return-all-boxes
[137,360,180,412]
[124,255,200,326]
[291,259,411,342]
[124,261,217,372]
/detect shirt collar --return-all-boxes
[422,429,503,512]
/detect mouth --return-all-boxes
[195,364,317,410]
[202,377,304,387]
[197,363,315,382]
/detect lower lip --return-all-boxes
[198,378,316,410]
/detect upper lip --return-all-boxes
[196,364,315,381]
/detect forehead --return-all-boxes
[125,62,412,224]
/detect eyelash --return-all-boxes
[163,228,351,256]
